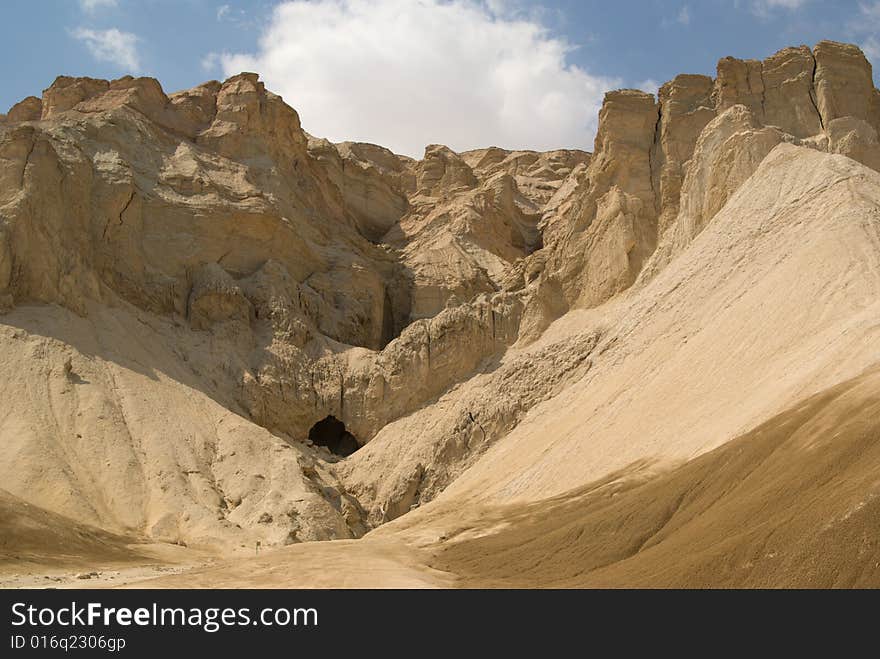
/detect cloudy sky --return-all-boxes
[1,1,877,156]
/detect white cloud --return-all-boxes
[749,0,809,18]
[846,3,880,64]
[79,0,118,12]
[677,6,691,25]
[208,0,619,157]
[863,35,880,62]
[71,27,141,72]
[635,79,660,97]
[216,2,252,25]
[201,52,222,72]
[484,0,517,15]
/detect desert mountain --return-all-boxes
[0,41,878,587]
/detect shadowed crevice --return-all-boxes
[308,415,360,457]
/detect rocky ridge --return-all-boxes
[1,41,879,552]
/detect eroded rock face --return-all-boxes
[3,40,880,548]
[760,46,823,138]
[0,69,550,546]
[416,144,478,195]
[460,147,590,206]
[714,57,764,117]
[188,263,254,330]
[656,105,792,264]
[307,138,411,242]
[517,39,880,329]
[814,40,875,127]
[825,116,880,171]
[654,74,715,234]
[41,76,110,118]
[6,96,42,123]
[529,89,660,313]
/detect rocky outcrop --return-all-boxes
[529,89,660,313]
[653,105,793,266]
[653,75,715,232]
[714,47,823,139]
[307,138,412,242]
[3,40,880,551]
[813,40,875,127]
[760,46,823,138]
[0,68,561,547]
[0,72,406,348]
[516,39,880,330]
[188,263,254,330]
[415,144,478,196]
[6,96,42,123]
[460,147,590,206]
[825,115,880,171]
[40,76,110,118]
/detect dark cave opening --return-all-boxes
[308,416,361,457]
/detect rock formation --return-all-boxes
[0,66,562,548]
[1,41,879,587]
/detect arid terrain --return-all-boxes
[1,40,879,588]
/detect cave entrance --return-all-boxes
[308,416,360,457]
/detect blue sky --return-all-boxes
[1,1,876,155]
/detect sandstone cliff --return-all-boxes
[0,68,571,547]
[516,40,880,324]
[1,39,880,582]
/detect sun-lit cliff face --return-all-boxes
[1,41,879,588]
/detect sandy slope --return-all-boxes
[142,143,880,588]
[0,302,363,551]
[0,489,215,588]
[0,489,141,568]
[338,143,880,518]
[433,365,880,588]
[142,362,880,588]
[435,144,880,505]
